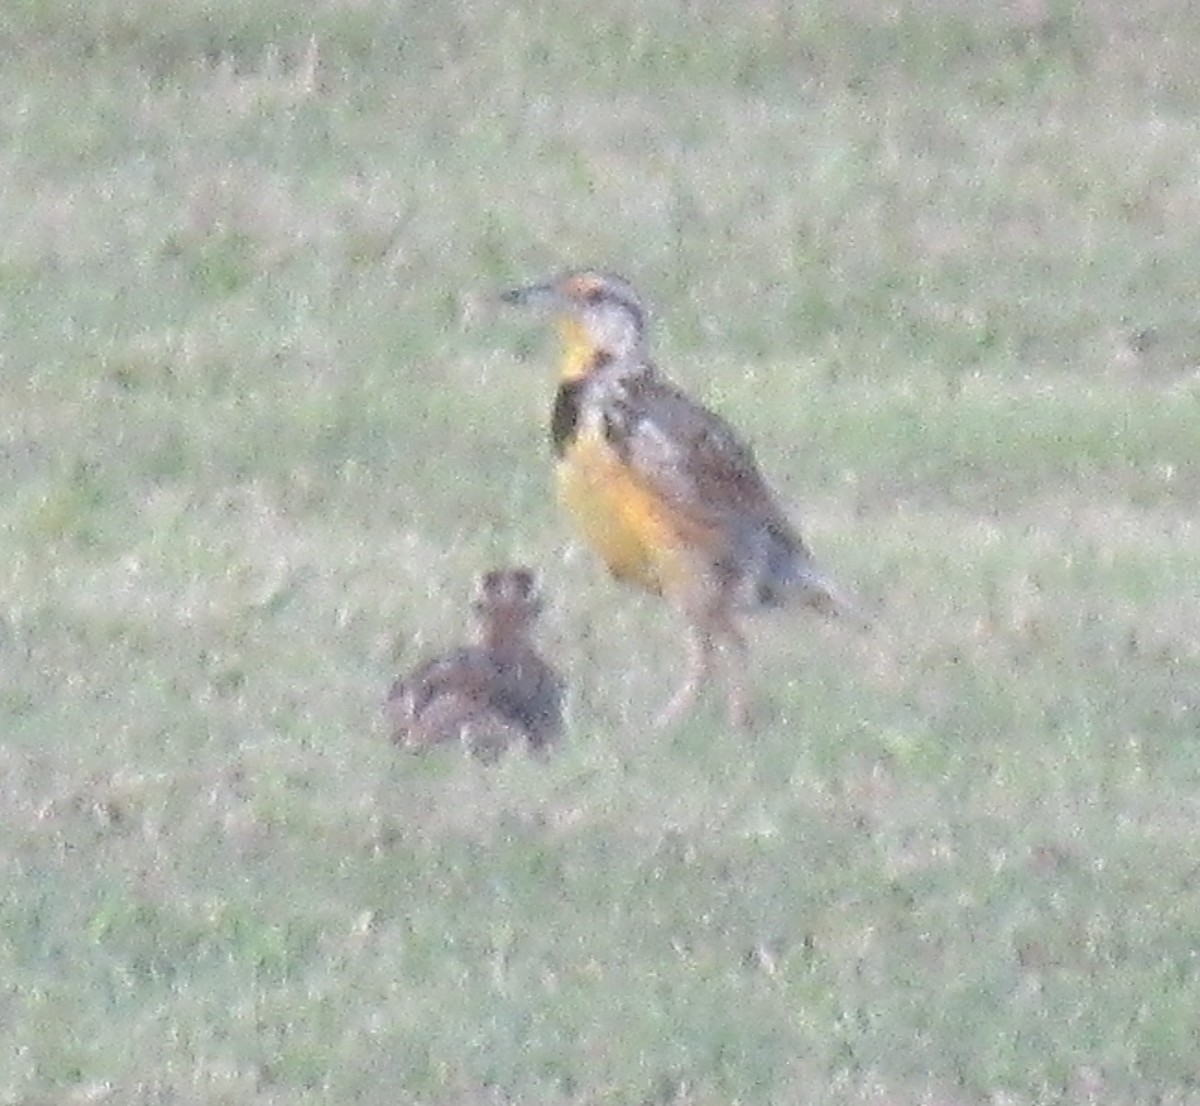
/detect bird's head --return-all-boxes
[501,270,647,379]
[472,567,544,643]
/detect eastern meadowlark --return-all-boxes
[386,568,564,761]
[501,270,860,730]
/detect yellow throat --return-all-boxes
[557,317,601,381]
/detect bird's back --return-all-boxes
[388,644,564,753]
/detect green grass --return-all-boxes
[3,0,1200,1103]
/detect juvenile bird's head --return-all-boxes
[472,567,544,647]
[501,270,647,380]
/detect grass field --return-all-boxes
[2,1,1199,1103]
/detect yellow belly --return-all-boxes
[556,428,688,595]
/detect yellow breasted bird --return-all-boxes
[501,270,860,730]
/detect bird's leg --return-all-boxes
[654,623,714,730]
[717,621,750,731]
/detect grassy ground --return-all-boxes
[2,1,1199,1103]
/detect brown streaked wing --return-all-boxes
[609,370,797,539]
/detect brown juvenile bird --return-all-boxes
[386,568,564,761]
[501,270,860,729]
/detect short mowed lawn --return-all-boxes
[2,1,1198,1103]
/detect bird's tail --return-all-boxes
[745,523,870,629]
[788,566,870,629]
